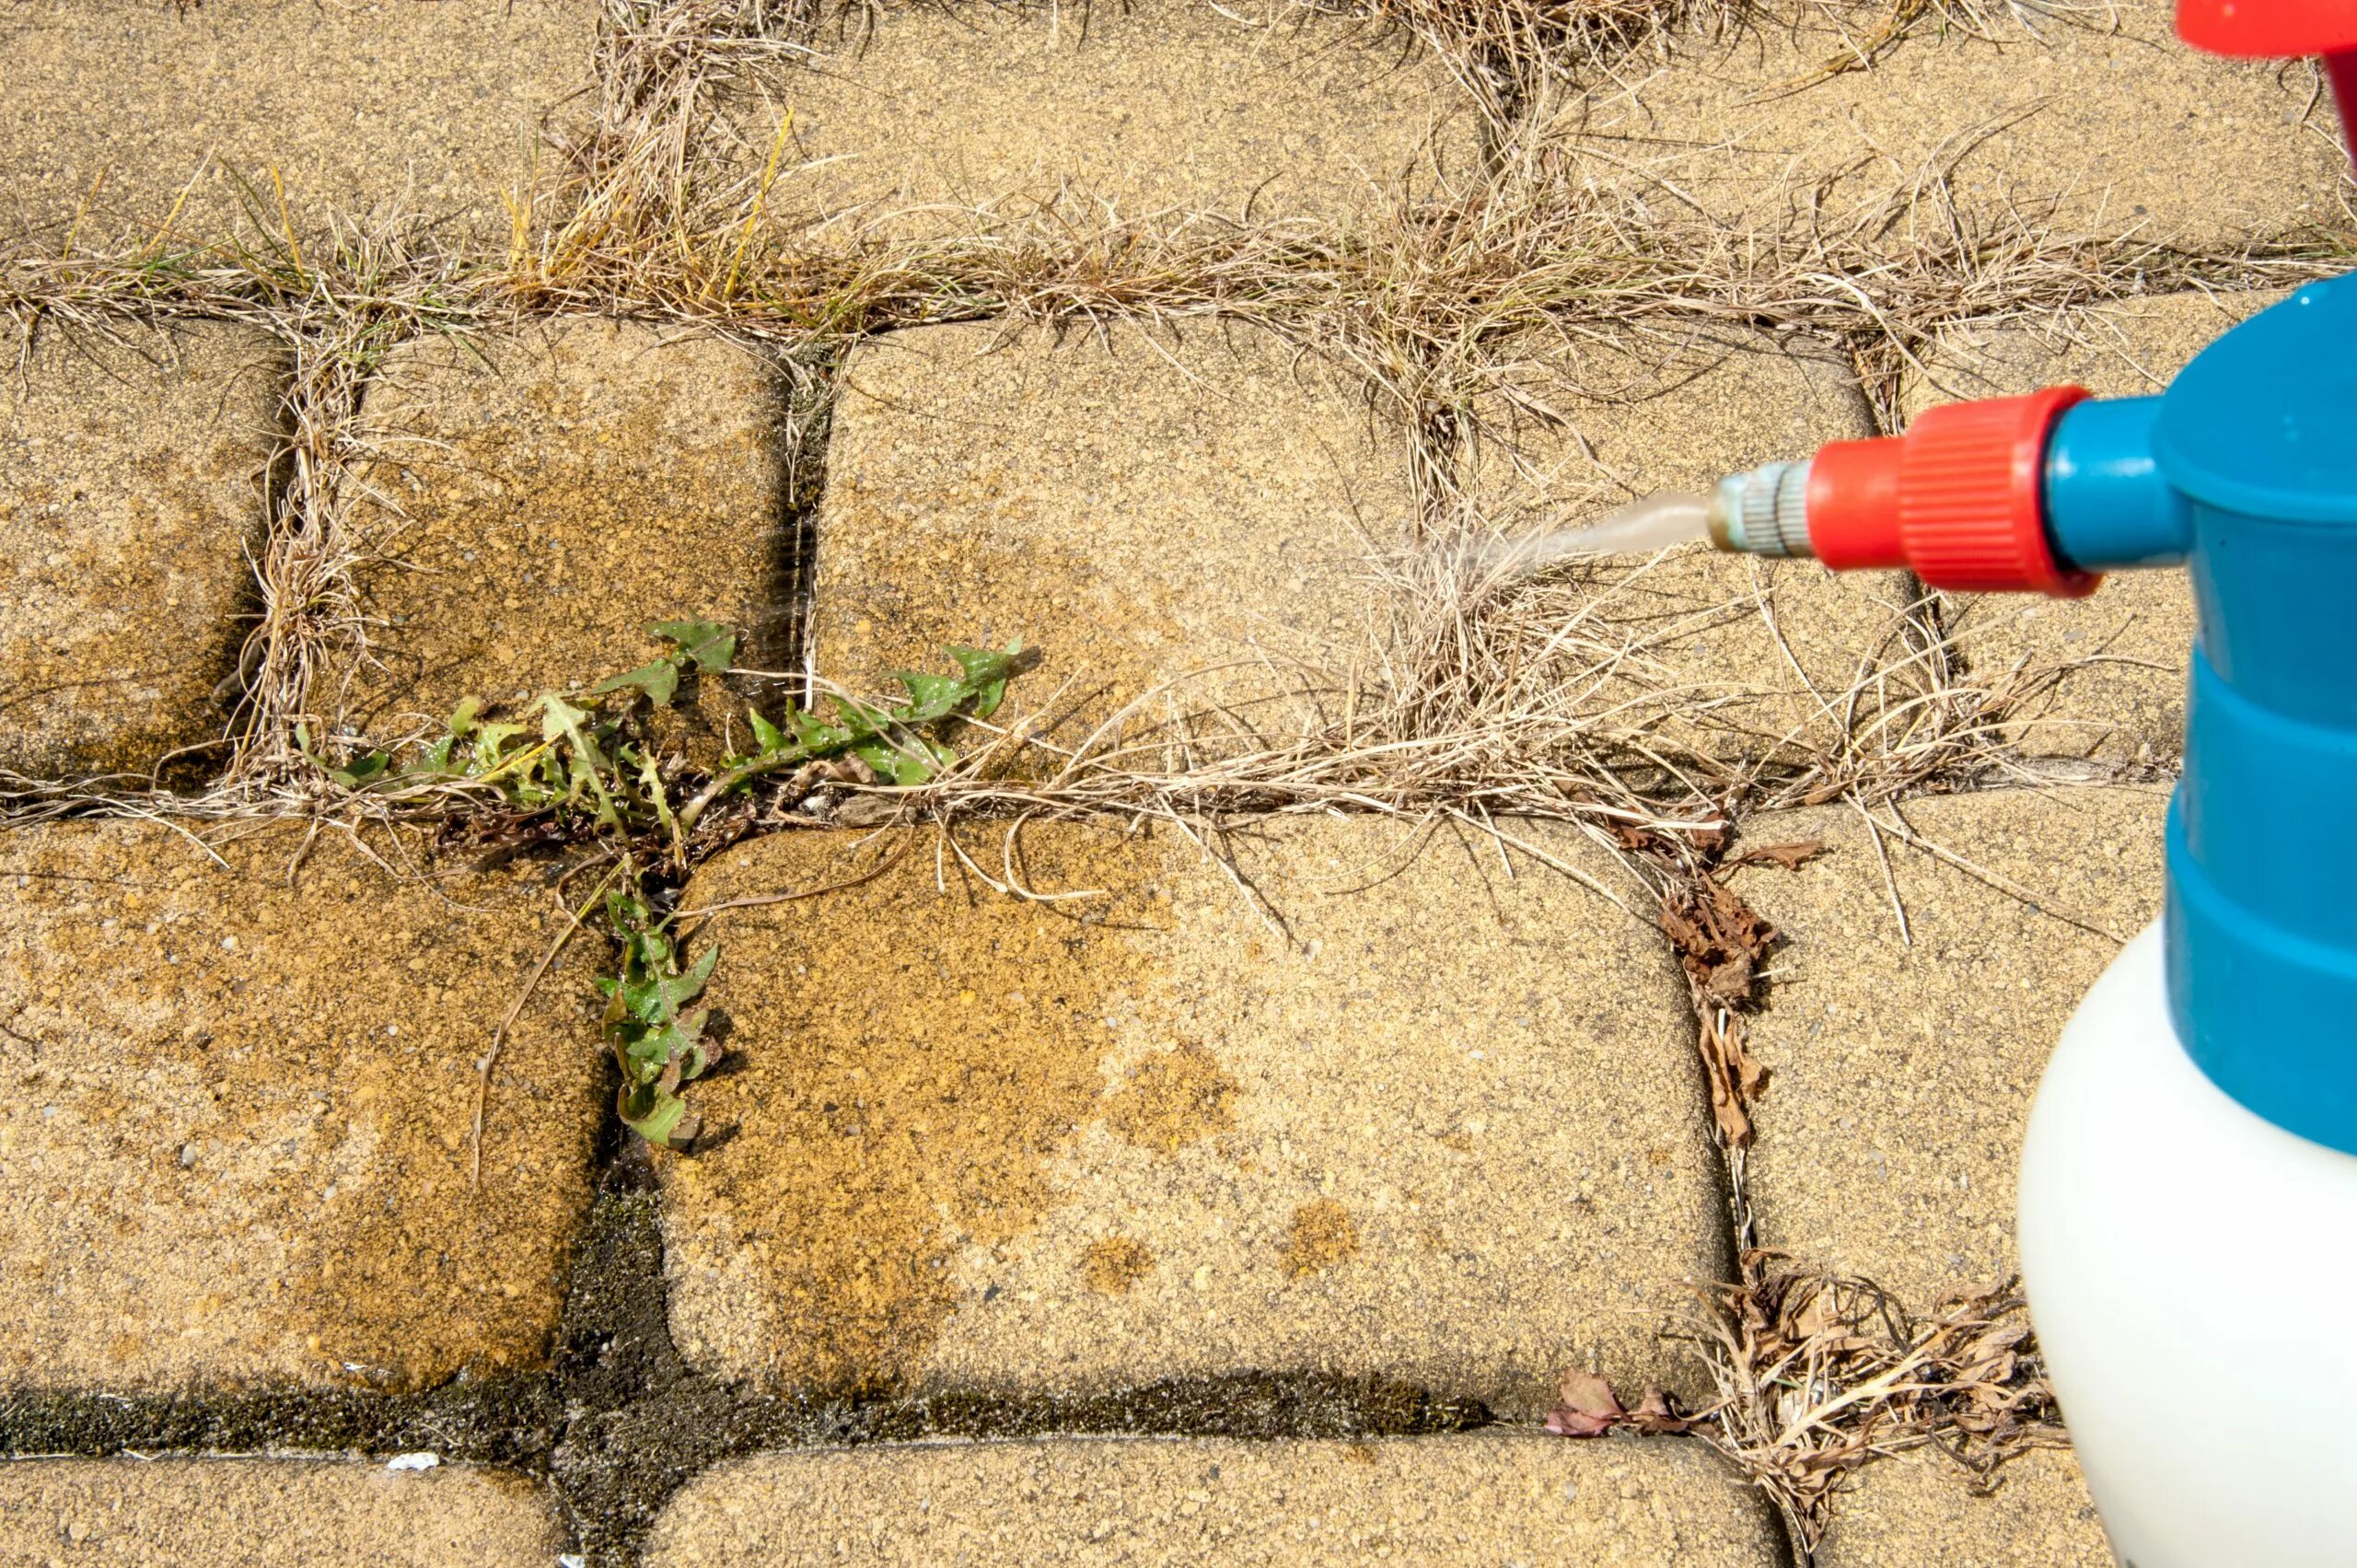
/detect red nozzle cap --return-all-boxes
[2177,0,2357,56]
[1804,387,2100,598]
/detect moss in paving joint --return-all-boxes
[543,1144,1492,1565]
[0,1376,560,1471]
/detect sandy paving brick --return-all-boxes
[1559,0,2343,249]
[1724,787,2168,1307]
[811,319,1418,739]
[0,821,604,1392]
[662,816,1716,1416]
[0,0,593,246]
[341,319,794,743]
[1817,1448,2112,1567]
[1465,328,1910,782]
[0,1459,562,1568]
[732,0,1473,240]
[644,1433,1778,1564]
[0,322,276,782]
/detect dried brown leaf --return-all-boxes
[1544,1367,1625,1437]
[1696,1007,1770,1147]
[1627,1384,1692,1435]
[1734,839,1828,873]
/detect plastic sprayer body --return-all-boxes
[2017,277,2357,1567]
[1704,199,2357,1568]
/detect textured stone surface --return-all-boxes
[813,320,1418,736]
[737,0,1472,240]
[662,817,1713,1414]
[644,1433,1779,1565]
[0,821,604,1392]
[1561,0,2346,246]
[0,322,276,781]
[1725,787,2168,1306]
[343,319,794,738]
[0,0,593,244]
[0,1458,562,1567]
[1467,329,1909,779]
[1902,290,2285,764]
[1818,1449,2112,1567]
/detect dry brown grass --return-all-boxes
[5,1,2341,839]
[1678,1257,2067,1551]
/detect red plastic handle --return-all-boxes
[2177,0,2357,56]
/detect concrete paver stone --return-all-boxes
[1901,290,2285,764]
[1468,328,1913,778]
[812,319,1419,738]
[0,1458,562,1568]
[0,821,605,1392]
[663,816,1718,1415]
[0,0,593,244]
[1817,1448,2112,1567]
[343,318,793,740]
[1562,0,2345,248]
[737,0,1474,239]
[1725,787,2169,1307]
[642,1432,1781,1565]
[1,322,277,782]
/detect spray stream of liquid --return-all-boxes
[1463,491,1711,583]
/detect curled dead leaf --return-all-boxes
[1627,1384,1692,1435]
[1544,1367,1625,1437]
[1661,877,1778,1009]
[1734,839,1828,873]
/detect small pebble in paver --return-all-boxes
[0,821,604,1392]
[1902,291,2285,765]
[1724,787,2168,1308]
[343,319,792,738]
[0,1459,561,1568]
[642,1432,1780,1565]
[662,817,1716,1416]
[1467,329,1908,776]
[733,0,1472,240]
[1,323,276,782]
[813,319,1418,735]
[0,0,594,245]
[1562,0,2343,248]
[1817,1448,2112,1567]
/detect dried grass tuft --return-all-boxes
[1678,1256,2066,1551]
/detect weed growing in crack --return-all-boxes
[301,621,1024,1151]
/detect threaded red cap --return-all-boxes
[1802,388,2097,597]
[1898,387,2097,597]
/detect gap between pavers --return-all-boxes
[342,318,802,747]
[1900,290,2286,767]
[810,319,1419,740]
[1723,786,2169,1309]
[1555,0,2345,249]
[641,1431,1781,1565]
[0,1458,562,1567]
[0,0,595,246]
[1,321,278,783]
[1463,327,1914,784]
[659,816,1720,1418]
[728,0,1475,242]
[1817,1447,2112,1567]
[0,821,605,1394]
